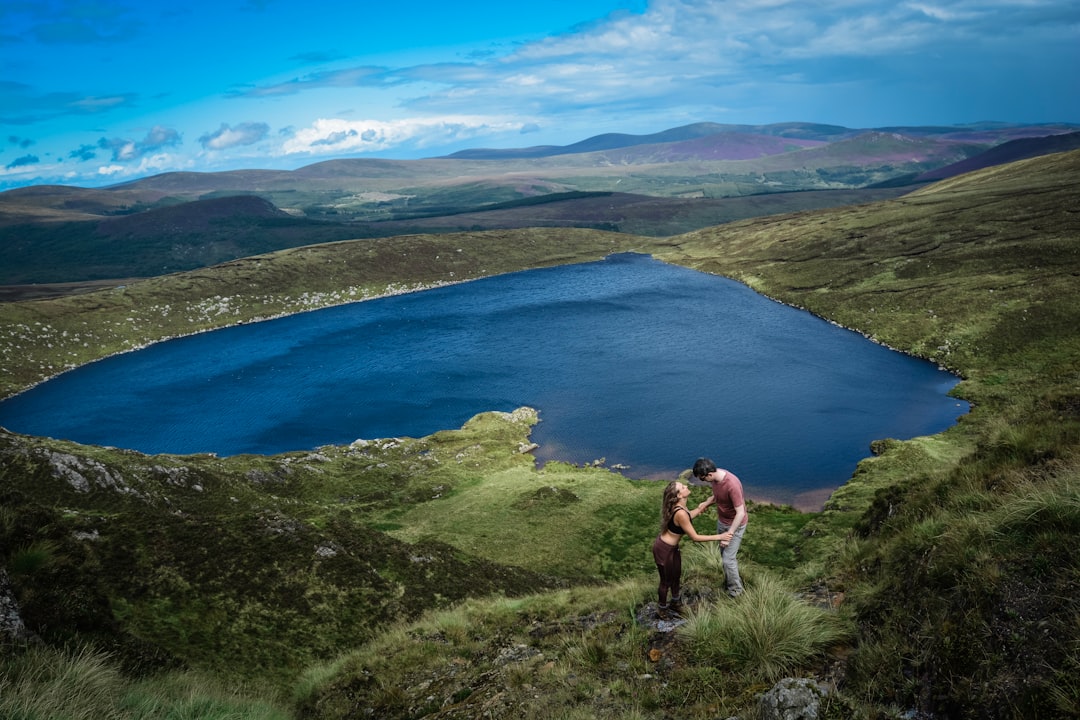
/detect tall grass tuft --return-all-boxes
[0,645,124,720]
[677,573,850,683]
[683,539,726,576]
[291,656,348,709]
[996,479,1080,535]
[122,673,291,720]
[8,539,58,576]
[0,645,290,720]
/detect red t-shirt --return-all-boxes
[711,469,748,527]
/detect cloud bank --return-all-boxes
[1,0,1077,189]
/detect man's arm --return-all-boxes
[720,503,746,543]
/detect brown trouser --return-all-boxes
[652,535,681,605]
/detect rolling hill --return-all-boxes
[1,120,1076,289]
[915,129,1080,181]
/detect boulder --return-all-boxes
[759,677,829,720]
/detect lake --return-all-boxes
[0,253,967,509]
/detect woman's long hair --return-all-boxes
[659,480,681,534]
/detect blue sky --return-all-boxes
[2,0,1078,190]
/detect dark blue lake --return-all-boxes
[0,253,967,509]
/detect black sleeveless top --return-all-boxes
[667,507,689,535]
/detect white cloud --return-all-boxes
[98,125,182,162]
[234,66,395,98]
[95,152,190,181]
[199,122,271,151]
[280,116,530,156]
[215,0,1079,153]
[7,0,1078,191]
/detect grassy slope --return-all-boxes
[1,150,1079,718]
[654,150,1080,717]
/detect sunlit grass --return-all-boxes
[373,463,666,578]
[677,573,851,683]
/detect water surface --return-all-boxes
[0,253,967,509]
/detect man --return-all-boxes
[692,457,747,597]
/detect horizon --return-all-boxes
[3,0,1079,192]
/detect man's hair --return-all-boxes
[692,457,716,479]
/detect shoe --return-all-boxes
[657,604,672,620]
[668,598,685,616]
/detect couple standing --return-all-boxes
[651,457,747,617]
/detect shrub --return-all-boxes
[677,573,850,683]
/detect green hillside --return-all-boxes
[1,149,1079,718]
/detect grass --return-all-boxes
[374,462,666,579]
[294,574,765,720]
[677,573,852,683]
[841,448,1080,717]
[284,553,848,719]
[1,149,1079,718]
[0,645,289,720]
[0,645,125,720]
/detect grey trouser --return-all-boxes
[716,520,746,596]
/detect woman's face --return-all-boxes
[675,482,691,499]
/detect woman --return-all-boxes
[652,480,726,618]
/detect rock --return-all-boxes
[759,677,828,720]
[44,450,134,495]
[494,643,540,665]
[0,568,37,645]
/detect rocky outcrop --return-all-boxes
[42,449,137,496]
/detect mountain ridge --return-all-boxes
[2,120,1078,288]
[5,120,1075,204]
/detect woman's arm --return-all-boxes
[675,509,724,542]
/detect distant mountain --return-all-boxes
[443,121,857,159]
[92,194,289,234]
[3,120,1079,288]
[2,121,1069,210]
[439,121,1077,161]
[0,184,174,224]
[567,132,827,164]
[914,130,1080,182]
[591,130,982,169]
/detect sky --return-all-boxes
[2,0,1078,191]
